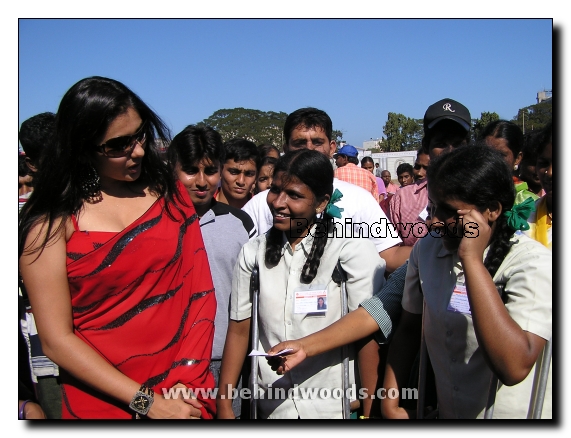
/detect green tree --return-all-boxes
[332,129,344,143]
[512,100,552,134]
[472,111,500,141]
[196,108,288,150]
[382,113,423,151]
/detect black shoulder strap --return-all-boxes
[249,264,259,300]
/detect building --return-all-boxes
[359,150,416,179]
[362,138,384,150]
[537,89,552,104]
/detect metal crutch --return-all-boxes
[528,337,552,419]
[249,265,260,419]
[483,375,499,419]
[336,262,351,420]
[478,284,551,421]
[482,336,552,419]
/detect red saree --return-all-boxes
[63,182,216,419]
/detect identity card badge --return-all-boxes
[446,284,471,316]
[293,285,328,314]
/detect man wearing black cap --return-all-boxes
[388,98,471,247]
[334,144,380,202]
[422,98,471,159]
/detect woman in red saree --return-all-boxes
[19,77,216,419]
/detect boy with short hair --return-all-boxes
[396,163,414,188]
[217,138,259,209]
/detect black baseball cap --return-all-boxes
[423,98,471,133]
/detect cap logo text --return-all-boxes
[443,103,455,112]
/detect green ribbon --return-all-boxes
[504,197,535,231]
[324,188,344,219]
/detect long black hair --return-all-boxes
[264,149,334,283]
[427,144,516,277]
[19,76,178,258]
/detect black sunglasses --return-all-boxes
[95,122,147,157]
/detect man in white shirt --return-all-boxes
[242,107,410,273]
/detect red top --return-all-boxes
[63,182,216,419]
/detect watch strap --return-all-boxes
[129,385,154,417]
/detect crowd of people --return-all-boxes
[18,76,552,420]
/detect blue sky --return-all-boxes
[18,18,552,147]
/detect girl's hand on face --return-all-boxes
[456,209,493,262]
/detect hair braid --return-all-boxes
[300,217,332,284]
[265,226,284,268]
[483,214,515,278]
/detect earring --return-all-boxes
[514,164,519,171]
[80,164,102,203]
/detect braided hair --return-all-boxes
[427,144,516,277]
[264,149,335,284]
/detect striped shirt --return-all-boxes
[388,179,429,246]
[334,163,379,202]
[359,261,408,343]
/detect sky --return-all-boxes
[8,2,566,436]
[18,18,552,147]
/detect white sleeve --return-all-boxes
[241,190,273,237]
[496,238,552,341]
[334,179,402,253]
[230,238,262,321]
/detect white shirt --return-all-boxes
[230,226,386,419]
[242,178,402,253]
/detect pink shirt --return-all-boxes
[388,179,428,247]
[385,182,399,195]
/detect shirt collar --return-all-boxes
[413,178,428,194]
[198,199,217,226]
[199,208,215,225]
[282,223,317,254]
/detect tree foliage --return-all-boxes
[512,100,552,134]
[332,129,344,143]
[471,111,500,141]
[196,107,344,150]
[196,108,288,150]
[382,113,423,151]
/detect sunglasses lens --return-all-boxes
[103,137,131,157]
[102,130,146,157]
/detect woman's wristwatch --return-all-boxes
[129,385,154,418]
